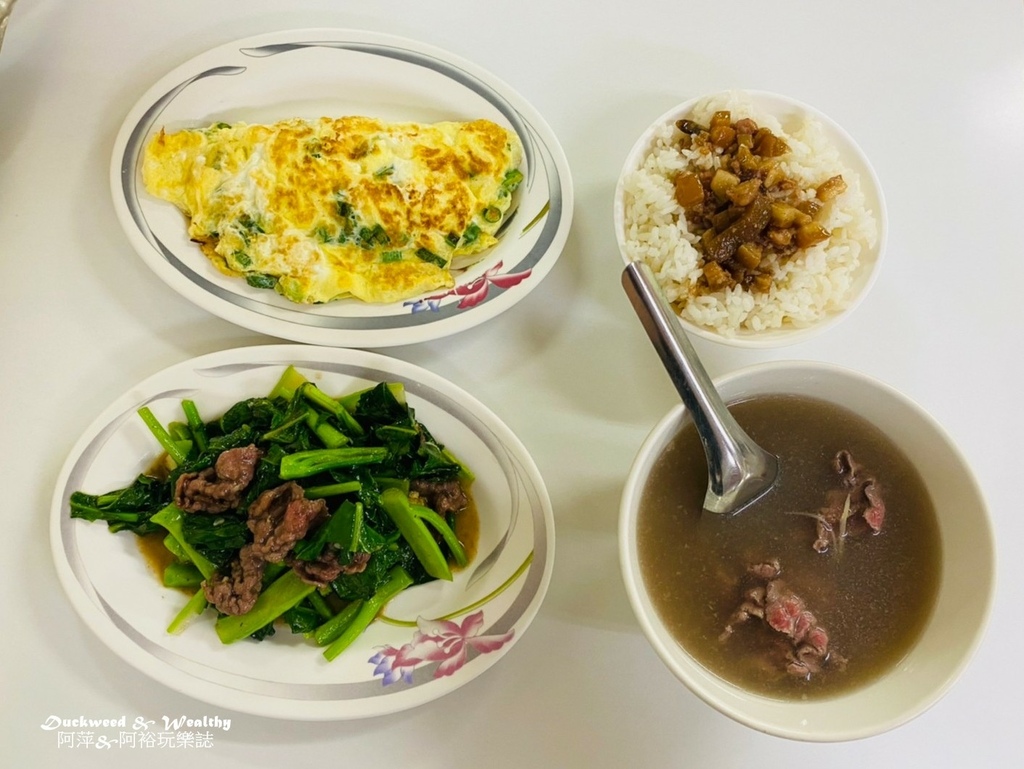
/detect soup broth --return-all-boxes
[638,394,942,699]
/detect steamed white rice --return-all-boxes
[621,91,878,336]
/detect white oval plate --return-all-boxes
[110,29,574,347]
[50,345,555,720]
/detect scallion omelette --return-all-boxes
[142,116,524,304]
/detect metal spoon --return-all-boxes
[621,261,779,515]
[0,0,17,53]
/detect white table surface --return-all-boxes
[4,1,1023,766]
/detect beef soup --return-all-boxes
[637,393,941,699]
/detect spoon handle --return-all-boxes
[621,261,775,513]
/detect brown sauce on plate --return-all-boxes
[137,531,177,582]
[454,491,480,568]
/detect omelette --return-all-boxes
[142,116,524,304]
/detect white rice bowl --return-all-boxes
[614,91,886,346]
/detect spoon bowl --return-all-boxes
[621,261,778,514]
[618,360,995,741]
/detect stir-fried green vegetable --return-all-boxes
[69,366,473,660]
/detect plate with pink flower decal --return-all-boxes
[50,344,555,719]
[111,28,573,347]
